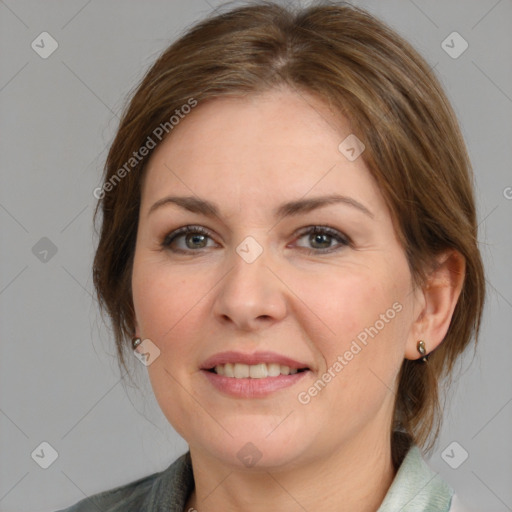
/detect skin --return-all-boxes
[131,87,465,512]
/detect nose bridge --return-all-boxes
[212,235,287,329]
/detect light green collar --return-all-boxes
[377,445,454,512]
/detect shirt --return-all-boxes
[56,445,470,511]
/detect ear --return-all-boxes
[404,249,466,360]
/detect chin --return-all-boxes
[188,417,315,470]
[208,440,306,471]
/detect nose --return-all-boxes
[212,246,288,332]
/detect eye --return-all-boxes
[161,225,217,253]
[293,225,350,254]
[161,224,351,255]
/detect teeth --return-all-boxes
[249,363,268,378]
[234,363,249,378]
[224,363,234,377]
[212,362,305,378]
[267,363,281,377]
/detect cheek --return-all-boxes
[131,254,222,363]
[307,269,404,346]
[132,260,210,438]
[311,267,409,390]
[132,257,202,340]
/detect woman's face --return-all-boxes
[132,88,423,469]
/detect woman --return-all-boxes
[58,2,485,511]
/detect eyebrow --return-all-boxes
[147,194,374,219]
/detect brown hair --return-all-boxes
[92,1,485,461]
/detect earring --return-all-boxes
[417,340,428,362]
[132,337,142,350]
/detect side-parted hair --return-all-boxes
[92,1,485,463]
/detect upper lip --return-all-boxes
[200,351,310,370]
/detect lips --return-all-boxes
[200,351,311,398]
[200,351,310,371]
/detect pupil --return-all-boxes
[312,233,330,248]
[188,233,206,248]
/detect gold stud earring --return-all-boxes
[417,340,428,362]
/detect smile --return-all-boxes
[200,350,312,398]
[210,362,308,378]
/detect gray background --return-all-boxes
[1,1,511,511]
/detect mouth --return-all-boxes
[206,362,309,378]
[200,351,311,398]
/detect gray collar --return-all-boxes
[141,451,194,511]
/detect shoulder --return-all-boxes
[378,445,454,512]
[55,473,156,512]
[54,452,193,512]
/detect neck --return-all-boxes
[185,432,395,512]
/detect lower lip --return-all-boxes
[201,370,310,398]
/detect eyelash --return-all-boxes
[161,225,351,255]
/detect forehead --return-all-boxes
[141,89,383,216]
